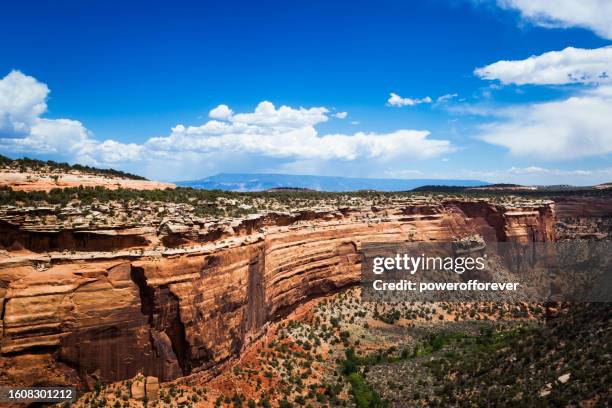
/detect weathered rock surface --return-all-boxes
[0,198,564,388]
[145,376,159,401]
[0,170,175,192]
[554,197,612,241]
[554,196,612,220]
[130,377,146,400]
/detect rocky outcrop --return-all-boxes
[0,170,175,192]
[0,199,557,388]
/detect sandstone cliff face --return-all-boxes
[554,197,612,219]
[0,199,557,387]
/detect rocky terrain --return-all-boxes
[0,155,174,192]
[0,170,175,192]
[0,181,610,407]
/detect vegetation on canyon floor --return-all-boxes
[66,288,612,408]
[71,289,592,408]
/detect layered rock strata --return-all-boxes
[554,197,612,240]
[0,199,556,387]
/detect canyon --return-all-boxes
[0,193,609,392]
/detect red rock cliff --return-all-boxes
[0,199,555,387]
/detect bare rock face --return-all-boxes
[0,198,562,388]
[554,196,612,219]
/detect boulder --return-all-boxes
[130,377,145,400]
[145,376,159,401]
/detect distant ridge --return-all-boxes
[0,155,175,192]
[0,154,147,180]
[176,173,488,192]
[266,187,316,193]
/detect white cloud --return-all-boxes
[388,92,433,107]
[144,101,452,163]
[0,71,150,165]
[384,169,424,177]
[0,71,49,137]
[388,92,458,107]
[507,166,549,175]
[231,101,329,128]
[472,3,612,165]
[475,46,612,85]
[478,85,612,159]
[25,119,90,153]
[436,93,458,102]
[0,71,99,158]
[78,139,144,164]
[497,0,612,39]
[147,120,452,161]
[209,104,233,119]
[424,166,612,185]
[507,166,595,176]
[0,71,454,178]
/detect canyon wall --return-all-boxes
[0,199,556,387]
[553,197,612,240]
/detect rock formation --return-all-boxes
[0,197,574,389]
[0,170,175,192]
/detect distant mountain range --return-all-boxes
[175,173,488,192]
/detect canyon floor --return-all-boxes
[68,292,610,408]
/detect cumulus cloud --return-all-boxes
[496,0,612,39]
[78,139,144,164]
[507,166,594,176]
[475,46,612,85]
[388,93,433,107]
[471,11,612,161]
[0,71,96,157]
[466,1,612,176]
[436,93,458,103]
[0,71,454,178]
[478,85,612,159]
[0,71,49,137]
[17,119,90,153]
[0,71,147,165]
[147,101,452,161]
[230,101,329,128]
[209,104,233,120]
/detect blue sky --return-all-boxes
[1,0,611,184]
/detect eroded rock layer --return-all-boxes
[0,199,557,387]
